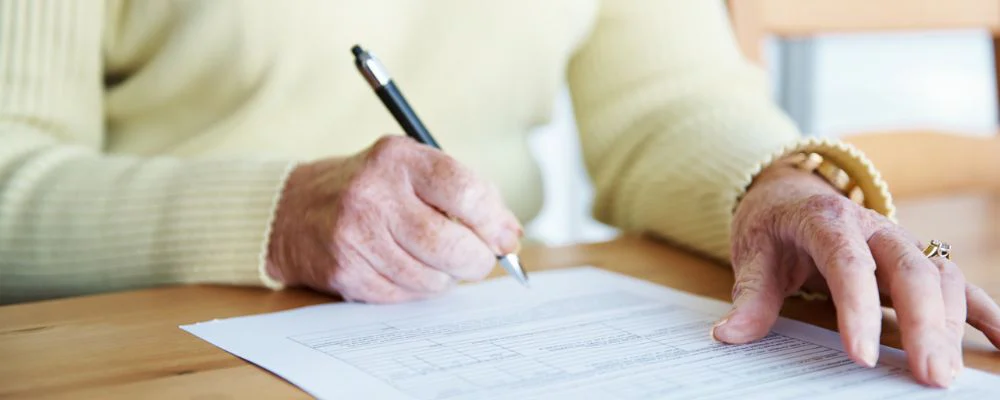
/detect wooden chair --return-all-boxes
[727,0,1000,198]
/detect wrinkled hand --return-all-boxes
[715,160,1000,388]
[266,136,522,303]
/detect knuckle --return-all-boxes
[369,135,411,161]
[825,243,873,273]
[402,220,442,255]
[800,214,843,239]
[411,212,440,237]
[455,185,484,211]
[481,182,506,209]
[429,152,464,178]
[730,222,772,262]
[858,207,891,232]
[813,228,849,252]
[457,186,489,217]
[945,318,966,335]
[801,194,851,220]
[866,226,895,247]
[432,158,484,206]
[904,317,935,333]
[732,268,768,300]
[892,252,939,279]
[935,260,965,282]
[871,225,917,249]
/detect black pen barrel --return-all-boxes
[375,82,440,149]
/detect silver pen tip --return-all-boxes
[498,254,529,287]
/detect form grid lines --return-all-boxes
[283,291,907,400]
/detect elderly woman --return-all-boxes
[1,0,997,388]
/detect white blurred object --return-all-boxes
[779,30,997,137]
[525,88,618,246]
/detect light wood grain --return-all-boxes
[729,0,1000,65]
[1,194,998,398]
[844,131,1000,198]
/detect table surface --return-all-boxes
[1,192,998,399]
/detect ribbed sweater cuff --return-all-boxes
[168,160,297,289]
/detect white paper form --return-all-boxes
[181,267,1000,399]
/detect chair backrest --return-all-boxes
[726,0,1000,197]
[728,0,1000,65]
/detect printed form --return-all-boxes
[182,267,1000,399]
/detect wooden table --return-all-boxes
[1,193,998,399]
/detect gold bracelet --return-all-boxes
[792,152,865,205]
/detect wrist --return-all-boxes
[749,156,840,195]
[264,163,313,286]
[755,151,871,202]
[735,138,896,221]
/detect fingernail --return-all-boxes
[928,355,953,388]
[858,340,879,367]
[710,318,729,341]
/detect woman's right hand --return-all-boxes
[265,136,522,303]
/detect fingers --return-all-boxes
[394,140,521,255]
[870,230,959,388]
[713,250,786,344]
[390,199,498,282]
[933,257,967,369]
[327,261,431,304]
[796,207,882,368]
[966,283,1000,349]
[322,211,454,302]
[818,244,882,367]
[369,239,457,294]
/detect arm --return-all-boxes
[568,0,797,259]
[567,0,888,260]
[0,1,292,303]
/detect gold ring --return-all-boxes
[922,239,951,260]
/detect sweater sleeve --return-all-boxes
[0,0,292,304]
[567,0,892,261]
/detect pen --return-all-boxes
[351,44,529,287]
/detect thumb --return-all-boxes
[712,253,786,344]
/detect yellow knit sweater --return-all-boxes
[0,0,892,304]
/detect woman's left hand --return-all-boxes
[714,160,1000,388]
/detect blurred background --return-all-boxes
[524,26,998,246]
